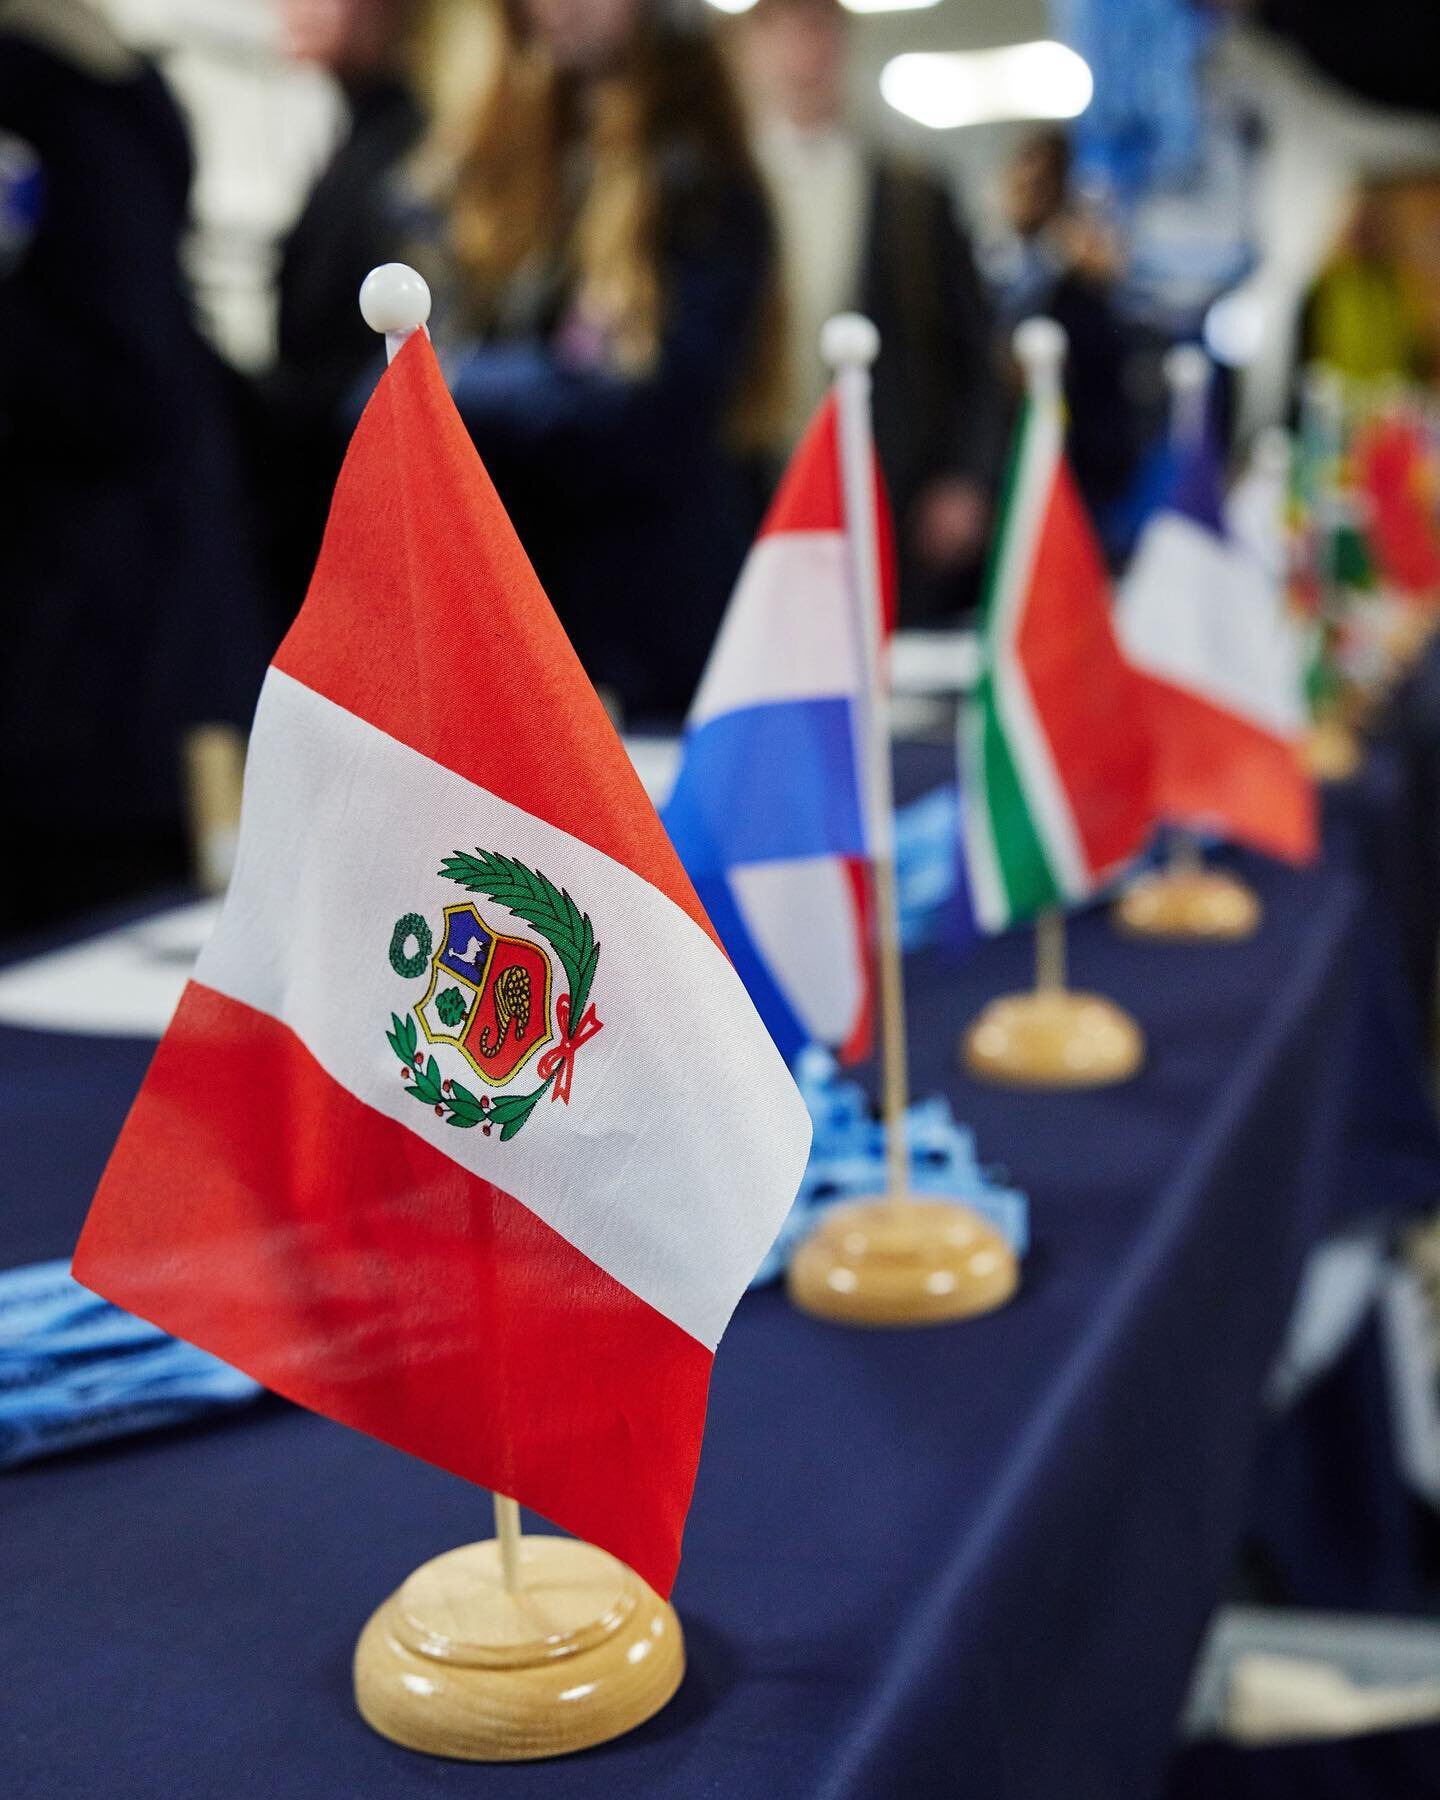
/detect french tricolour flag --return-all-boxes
[664,395,891,1065]
[73,329,811,1597]
[1119,432,1317,865]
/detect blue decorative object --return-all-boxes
[0,1261,260,1468]
[896,783,960,950]
[1051,0,1215,201]
[0,130,42,277]
[750,1048,1029,1287]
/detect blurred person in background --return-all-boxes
[252,0,430,635]
[730,0,1004,626]
[412,0,784,720]
[0,0,266,939]
[1298,186,1432,388]
[991,129,1142,535]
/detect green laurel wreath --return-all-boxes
[384,851,599,1142]
[438,850,599,1021]
[388,912,432,979]
[386,1009,552,1140]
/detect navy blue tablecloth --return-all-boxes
[4,743,1440,1799]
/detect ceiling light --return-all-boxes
[840,0,943,14]
[881,41,1094,132]
[705,0,941,13]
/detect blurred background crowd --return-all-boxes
[4,0,1440,938]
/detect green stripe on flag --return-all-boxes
[974,668,1064,923]
[961,395,1065,929]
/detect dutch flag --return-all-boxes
[664,393,891,1066]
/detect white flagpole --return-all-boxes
[1164,343,1210,454]
[1011,320,1075,994]
[822,314,909,1210]
[1162,343,1211,878]
[493,1493,523,1591]
[359,262,528,1595]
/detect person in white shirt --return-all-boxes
[732,0,1004,622]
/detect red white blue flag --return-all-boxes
[664,396,892,1063]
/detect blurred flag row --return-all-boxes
[665,327,1440,1068]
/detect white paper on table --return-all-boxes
[0,899,222,1040]
[0,737,687,1043]
[889,630,981,696]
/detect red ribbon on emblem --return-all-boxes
[537,994,603,1103]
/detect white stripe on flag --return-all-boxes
[728,856,863,1046]
[198,668,811,1350]
[1119,513,1307,737]
[959,698,1008,932]
[688,532,858,728]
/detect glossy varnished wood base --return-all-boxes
[1304,717,1362,783]
[960,989,1144,1088]
[354,1535,684,1761]
[1113,866,1261,941]
[787,1196,1019,1326]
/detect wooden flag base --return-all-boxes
[1113,866,1261,941]
[1382,608,1437,675]
[354,1534,684,1761]
[961,989,1144,1088]
[786,1196,1018,1327]
[1304,716,1362,783]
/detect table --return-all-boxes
[5,758,1440,1800]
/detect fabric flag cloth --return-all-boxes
[961,392,1156,932]
[73,331,811,1598]
[1119,433,1318,865]
[663,393,892,1065]
[1355,415,1440,602]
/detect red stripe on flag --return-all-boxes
[1135,672,1318,865]
[760,396,844,536]
[1017,459,1155,878]
[273,332,722,955]
[759,394,895,629]
[837,857,875,1065]
[73,982,711,1596]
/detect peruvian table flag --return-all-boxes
[73,331,812,1597]
[1119,433,1317,865]
[961,370,1156,930]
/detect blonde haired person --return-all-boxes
[416,0,784,718]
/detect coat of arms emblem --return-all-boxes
[385,850,602,1140]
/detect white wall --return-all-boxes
[1212,27,1440,434]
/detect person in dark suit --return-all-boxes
[413,0,786,721]
[990,130,1143,538]
[0,0,266,938]
[732,0,1006,624]
[247,0,427,634]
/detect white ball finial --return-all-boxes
[359,263,432,336]
[1012,316,1067,401]
[1163,343,1210,395]
[820,313,880,371]
[1012,316,1067,370]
